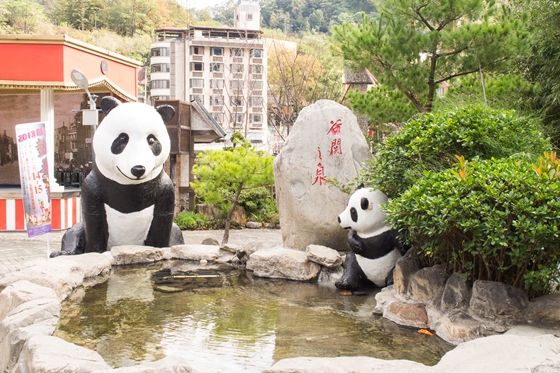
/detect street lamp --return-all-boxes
[70,69,98,163]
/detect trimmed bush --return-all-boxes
[174,211,210,230]
[363,105,550,198]
[385,155,560,298]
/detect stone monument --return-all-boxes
[274,100,372,251]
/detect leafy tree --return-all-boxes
[0,0,47,33]
[523,0,560,147]
[191,142,275,244]
[267,34,343,140]
[331,0,529,118]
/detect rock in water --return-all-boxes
[274,100,371,251]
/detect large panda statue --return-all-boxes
[51,97,184,256]
[335,187,408,291]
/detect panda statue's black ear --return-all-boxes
[100,96,121,115]
[156,105,175,124]
[358,183,365,189]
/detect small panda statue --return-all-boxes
[51,97,184,256]
[335,187,408,291]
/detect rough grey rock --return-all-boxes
[469,280,528,321]
[0,259,85,300]
[0,281,57,323]
[93,355,200,373]
[246,221,263,229]
[20,334,111,373]
[435,309,482,345]
[201,237,220,246]
[0,297,60,372]
[407,265,449,304]
[441,272,471,311]
[246,247,321,281]
[305,244,342,268]
[261,356,433,373]
[274,100,372,251]
[373,287,397,315]
[383,300,429,329]
[393,249,422,296]
[51,253,112,279]
[171,244,221,261]
[435,334,560,373]
[524,293,560,325]
[232,241,267,266]
[111,245,165,265]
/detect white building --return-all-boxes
[149,0,268,151]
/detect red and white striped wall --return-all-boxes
[0,197,81,231]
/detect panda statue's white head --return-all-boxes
[94,97,174,185]
[338,187,390,238]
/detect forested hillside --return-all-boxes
[212,0,377,34]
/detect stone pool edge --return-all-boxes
[0,245,559,373]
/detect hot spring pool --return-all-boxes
[54,262,453,372]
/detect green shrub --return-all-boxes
[174,211,210,230]
[363,105,550,198]
[385,155,560,298]
[237,187,278,223]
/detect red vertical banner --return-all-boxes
[15,122,52,237]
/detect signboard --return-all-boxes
[15,122,52,237]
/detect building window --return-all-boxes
[231,113,244,124]
[152,95,170,102]
[211,63,224,72]
[190,95,204,104]
[212,112,223,123]
[231,48,243,57]
[191,46,203,55]
[211,95,224,105]
[210,47,224,56]
[190,79,204,88]
[251,96,263,107]
[191,62,203,71]
[151,80,170,89]
[230,64,244,73]
[250,113,263,123]
[230,96,244,106]
[210,79,224,89]
[151,47,169,57]
[251,81,263,90]
[247,13,253,21]
[230,80,244,90]
[250,64,263,73]
[250,49,263,58]
[151,63,170,73]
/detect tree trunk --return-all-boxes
[221,183,244,245]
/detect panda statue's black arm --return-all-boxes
[144,172,175,247]
[81,169,109,253]
[349,229,401,259]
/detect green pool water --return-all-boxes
[54,262,453,372]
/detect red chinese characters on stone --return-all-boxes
[312,163,326,186]
[327,119,343,136]
[330,138,342,156]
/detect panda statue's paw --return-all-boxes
[335,274,360,291]
[49,250,74,258]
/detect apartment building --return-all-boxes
[149,0,268,150]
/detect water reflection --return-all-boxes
[55,262,453,372]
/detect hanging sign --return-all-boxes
[15,122,52,237]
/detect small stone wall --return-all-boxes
[0,243,559,373]
[374,250,560,345]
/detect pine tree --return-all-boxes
[331,0,529,118]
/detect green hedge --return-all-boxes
[362,105,550,199]
[385,155,560,298]
[174,211,210,230]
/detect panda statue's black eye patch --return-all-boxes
[350,207,358,223]
[147,134,162,156]
[111,133,129,154]
[360,197,369,210]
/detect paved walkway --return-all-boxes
[0,229,283,276]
